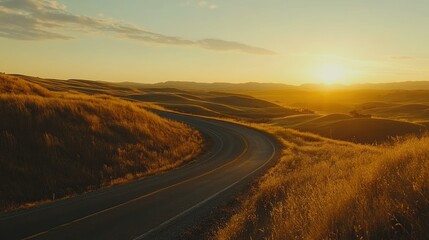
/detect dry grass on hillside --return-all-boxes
[16,74,309,121]
[271,113,426,144]
[232,89,429,121]
[0,74,203,211]
[215,127,429,240]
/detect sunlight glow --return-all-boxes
[316,63,348,84]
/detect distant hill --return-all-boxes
[350,81,429,90]
[271,114,427,144]
[10,73,429,91]
[120,80,429,91]
[308,118,426,144]
[125,90,306,120]
[299,81,429,90]
[120,81,298,91]
[13,74,308,121]
[356,102,429,122]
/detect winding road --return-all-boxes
[0,112,279,240]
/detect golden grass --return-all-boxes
[0,74,203,211]
[231,89,429,119]
[269,113,427,144]
[0,74,52,97]
[15,74,309,121]
[214,126,429,239]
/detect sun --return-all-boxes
[316,63,347,84]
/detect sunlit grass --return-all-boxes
[215,126,429,239]
[0,74,203,211]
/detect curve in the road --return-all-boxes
[0,111,280,240]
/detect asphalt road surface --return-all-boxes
[0,112,279,240]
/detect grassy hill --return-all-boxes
[357,102,429,122]
[270,114,426,144]
[309,118,426,143]
[125,90,304,120]
[119,81,298,91]
[121,80,429,91]
[15,74,308,121]
[269,114,321,127]
[0,74,203,211]
[228,89,429,115]
[16,74,428,143]
[13,74,428,143]
[215,127,429,240]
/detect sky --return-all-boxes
[0,0,428,84]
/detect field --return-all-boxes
[222,88,429,144]
[270,114,426,144]
[3,1,428,238]
[17,75,309,121]
[0,74,203,211]
[231,88,429,121]
[214,126,429,240]
[15,75,429,144]
[2,74,429,239]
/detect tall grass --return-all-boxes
[215,126,429,239]
[0,74,203,211]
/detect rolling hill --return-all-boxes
[120,80,429,91]
[271,114,426,144]
[357,102,429,122]
[215,126,429,240]
[0,74,203,211]
[306,118,426,143]
[15,74,308,121]
[9,74,428,143]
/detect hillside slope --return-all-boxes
[16,75,308,121]
[0,74,203,210]
[308,118,426,143]
[271,114,426,144]
[357,102,429,122]
[215,127,429,240]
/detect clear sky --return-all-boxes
[1,0,428,84]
